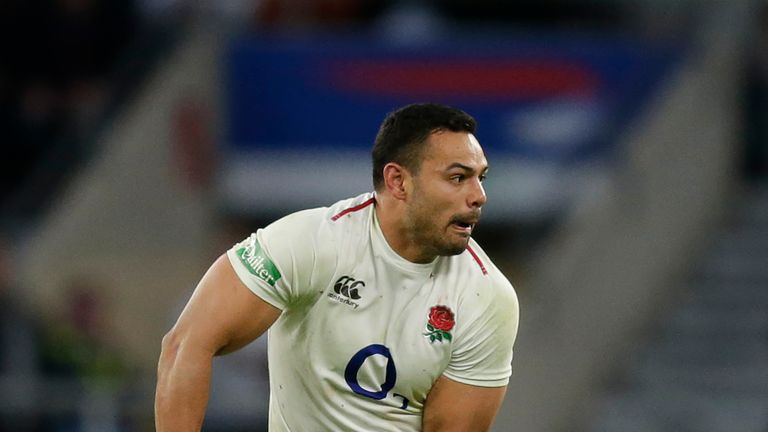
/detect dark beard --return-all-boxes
[435,237,470,257]
[410,218,469,258]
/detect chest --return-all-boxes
[289,257,461,408]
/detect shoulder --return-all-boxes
[264,207,328,238]
[457,239,518,315]
[263,192,375,239]
[227,194,376,308]
[325,192,377,224]
[258,192,375,265]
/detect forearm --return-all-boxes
[155,333,215,431]
[423,410,494,432]
[155,254,281,430]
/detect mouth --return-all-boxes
[449,216,479,235]
[450,222,473,235]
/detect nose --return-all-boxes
[468,178,487,209]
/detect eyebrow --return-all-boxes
[446,162,489,174]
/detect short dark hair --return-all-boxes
[371,103,477,191]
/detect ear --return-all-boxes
[382,162,410,201]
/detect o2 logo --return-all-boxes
[344,344,410,410]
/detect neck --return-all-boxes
[374,193,435,264]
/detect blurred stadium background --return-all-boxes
[1,0,767,430]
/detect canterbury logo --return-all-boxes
[334,276,365,300]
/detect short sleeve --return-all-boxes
[443,277,519,387]
[226,208,334,311]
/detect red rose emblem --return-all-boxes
[428,306,455,332]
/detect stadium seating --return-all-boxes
[589,184,768,432]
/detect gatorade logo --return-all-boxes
[236,237,281,286]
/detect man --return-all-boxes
[155,103,520,431]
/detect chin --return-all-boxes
[438,241,470,257]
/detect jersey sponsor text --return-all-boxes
[236,238,281,286]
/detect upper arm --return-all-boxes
[170,208,332,355]
[168,254,281,357]
[423,375,507,432]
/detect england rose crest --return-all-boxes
[424,305,455,343]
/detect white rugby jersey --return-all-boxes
[226,192,519,431]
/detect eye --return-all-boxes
[450,174,465,183]
[479,174,487,182]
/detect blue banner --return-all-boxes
[219,32,682,219]
[224,33,680,161]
